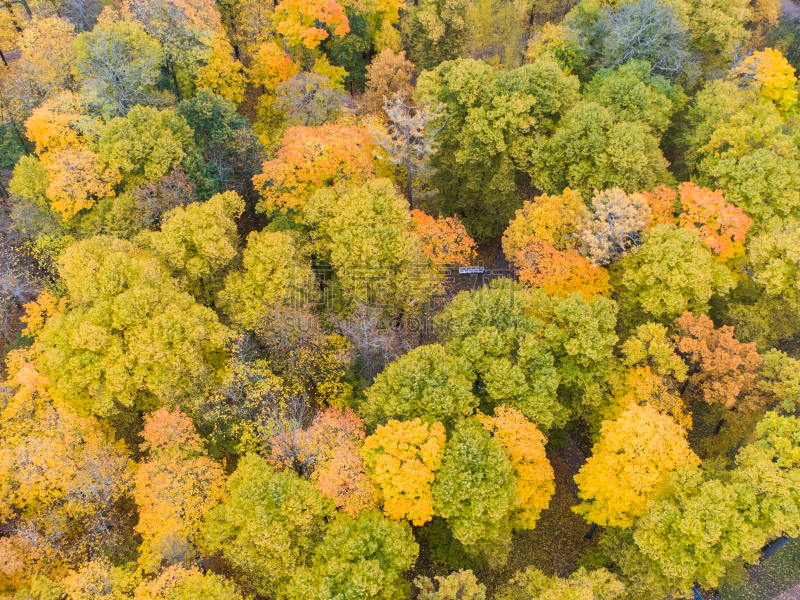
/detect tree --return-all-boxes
[361,48,414,115]
[497,567,626,600]
[336,303,409,380]
[605,412,800,599]
[621,322,688,382]
[746,218,800,300]
[477,406,555,530]
[362,343,476,425]
[432,418,517,564]
[362,418,446,526]
[370,92,443,207]
[406,0,468,70]
[97,105,199,191]
[204,453,334,598]
[641,184,678,226]
[535,101,669,201]
[138,191,244,303]
[121,0,223,97]
[292,510,419,600]
[195,35,247,104]
[12,16,76,108]
[415,570,486,600]
[525,23,590,81]
[695,102,800,223]
[134,565,245,600]
[254,306,352,406]
[527,289,619,418]
[600,0,695,82]
[583,59,686,136]
[513,241,612,300]
[274,73,348,127]
[672,312,764,411]
[272,0,349,60]
[0,355,135,585]
[573,405,698,528]
[501,188,588,257]
[658,185,746,260]
[176,90,260,195]
[731,47,798,115]
[614,224,734,326]
[303,178,436,314]
[410,210,477,266]
[577,187,652,265]
[42,147,116,218]
[313,443,378,518]
[436,279,566,430]
[253,124,375,220]
[34,236,231,415]
[130,165,199,228]
[73,19,169,117]
[134,407,226,571]
[217,230,315,329]
[418,57,580,240]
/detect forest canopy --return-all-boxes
[2,0,800,599]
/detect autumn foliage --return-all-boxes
[574,405,699,528]
[478,406,555,530]
[134,407,226,571]
[363,418,446,526]
[411,210,477,265]
[673,312,764,411]
[253,124,375,217]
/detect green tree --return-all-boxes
[98,105,209,194]
[497,567,626,600]
[304,178,434,314]
[527,289,619,418]
[177,90,259,194]
[405,0,468,70]
[613,224,734,327]
[417,57,580,240]
[35,236,230,415]
[204,453,334,598]
[362,344,476,425]
[432,418,517,565]
[291,510,419,600]
[583,59,685,137]
[696,102,800,223]
[535,101,669,201]
[138,191,244,303]
[436,279,566,431]
[217,230,316,330]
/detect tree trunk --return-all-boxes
[17,0,32,18]
[0,48,7,67]
[170,63,182,100]
[584,523,598,540]
[713,419,725,435]
[406,148,413,209]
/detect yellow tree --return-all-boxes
[501,187,587,258]
[731,47,798,114]
[573,405,699,528]
[362,418,446,526]
[134,406,226,572]
[477,406,555,530]
[0,352,135,588]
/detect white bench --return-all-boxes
[458,266,485,275]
